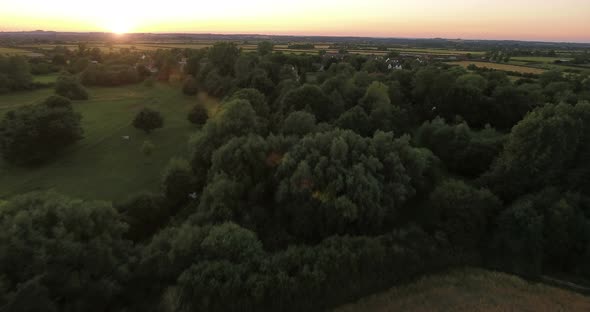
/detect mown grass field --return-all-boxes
[335,268,590,312]
[449,61,546,74]
[0,83,219,201]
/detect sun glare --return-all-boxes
[107,19,133,34]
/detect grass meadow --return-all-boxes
[0,82,219,201]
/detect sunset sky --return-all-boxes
[0,0,589,42]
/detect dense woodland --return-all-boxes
[1,41,590,311]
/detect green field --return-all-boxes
[0,46,38,56]
[393,48,485,56]
[33,73,60,84]
[0,83,219,201]
[449,61,546,74]
[335,268,590,312]
[511,56,572,63]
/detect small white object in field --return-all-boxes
[432,106,437,111]
[189,192,198,199]
[122,136,130,140]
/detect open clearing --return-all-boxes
[335,268,590,312]
[0,83,219,201]
[448,61,546,74]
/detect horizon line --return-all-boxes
[2,29,590,45]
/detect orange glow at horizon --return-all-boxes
[0,0,589,42]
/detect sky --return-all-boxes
[0,0,589,42]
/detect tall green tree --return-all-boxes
[208,42,240,76]
[482,102,590,200]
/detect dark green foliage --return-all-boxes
[539,70,564,87]
[489,189,590,278]
[30,62,59,75]
[482,103,590,200]
[42,95,73,109]
[490,196,545,276]
[182,76,199,95]
[415,117,505,177]
[0,192,131,311]
[281,84,339,122]
[201,223,264,262]
[275,129,437,241]
[161,157,196,208]
[257,41,274,56]
[336,106,372,136]
[117,192,168,241]
[189,99,263,191]
[185,55,204,77]
[203,69,233,97]
[282,111,316,136]
[228,88,270,118]
[208,42,240,76]
[359,81,407,133]
[187,104,208,125]
[55,74,89,100]
[0,98,83,165]
[0,55,32,93]
[153,223,456,312]
[437,73,494,129]
[250,68,275,95]
[133,108,164,134]
[234,54,257,86]
[428,180,501,249]
[412,66,459,121]
[490,84,539,129]
[194,134,286,226]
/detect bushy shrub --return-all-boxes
[0,97,83,165]
[187,104,208,125]
[55,74,88,100]
[133,108,164,134]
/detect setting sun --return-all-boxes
[107,19,133,34]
